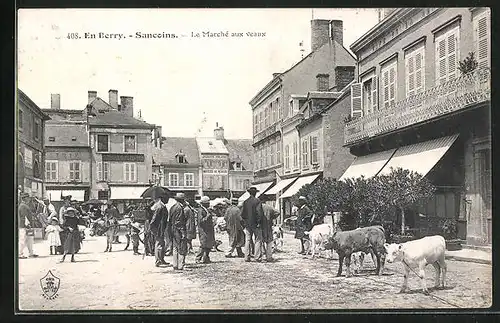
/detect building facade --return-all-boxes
[341,8,491,246]
[17,89,50,199]
[196,136,230,199]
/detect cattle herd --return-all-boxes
[304,223,448,294]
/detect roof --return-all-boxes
[88,109,154,129]
[225,139,254,171]
[18,89,51,121]
[152,137,200,165]
[322,80,354,114]
[43,109,86,122]
[306,91,342,100]
[196,138,229,154]
[88,98,114,114]
[45,121,89,147]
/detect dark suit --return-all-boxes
[150,201,168,265]
[169,201,187,269]
[240,195,264,261]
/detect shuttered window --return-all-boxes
[302,138,309,168]
[350,83,362,118]
[292,142,298,168]
[97,162,110,181]
[381,60,397,109]
[405,44,425,98]
[124,163,137,182]
[474,10,490,69]
[276,139,281,164]
[284,145,290,170]
[435,26,459,85]
[310,136,319,164]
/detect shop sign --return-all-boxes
[24,147,33,169]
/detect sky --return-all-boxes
[18,8,380,139]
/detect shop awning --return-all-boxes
[46,190,86,201]
[264,177,298,195]
[280,174,320,199]
[110,185,151,200]
[238,181,274,202]
[339,149,396,181]
[378,134,459,177]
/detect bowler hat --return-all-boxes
[298,196,307,201]
[247,186,259,192]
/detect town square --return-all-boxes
[16,8,491,311]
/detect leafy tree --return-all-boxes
[458,52,478,75]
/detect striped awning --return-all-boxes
[238,181,274,202]
[339,149,396,181]
[280,174,320,199]
[264,177,298,195]
[378,134,459,177]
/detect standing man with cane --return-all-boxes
[240,187,264,262]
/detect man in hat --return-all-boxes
[196,196,215,263]
[169,192,188,270]
[295,196,313,255]
[259,195,280,262]
[105,200,121,243]
[18,193,38,258]
[184,200,197,254]
[150,193,169,267]
[44,198,57,223]
[224,197,245,258]
[240,187,264,262]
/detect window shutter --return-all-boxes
[476,13,489,69]
[55,162,59,181]
[415,50,424,93]
[371,76,378,112]
[97,162,102,181]
[389,65,396,104]
[447,31,458,81]
[436,37,447,85]
[350,82,362,118]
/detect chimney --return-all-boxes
[120,96,134,117]
[311,19,330,52]
[316,74,330,92]
[214,122,224,140]
[50,94,60,110]
[272,73,281,79]
[88,91,97,104]
[108,89,118,109]
[330,20,344,46]
[334,66,355,91]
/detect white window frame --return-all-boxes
[97,162,110,181]
[292,142,298,169]
[45,160,58,182]
[473,9,490,69]
[310,135,319,165]
[435,25,460,85]
[381,59,398,109]
[97,134,110,152]
[284,144,290,170]
[123,134,137,153]
[124,163,137,182]
[302,138,309,169]
[69,161,81,181]
[405,43,426,98]
[184,173,194,187]
[169,173,179,186]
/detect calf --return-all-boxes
[304,223,334,259]
[324,225,386,277]
[385,235,447,294]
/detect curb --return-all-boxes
[445,255,491,265]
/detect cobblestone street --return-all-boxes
[18,231,492,311]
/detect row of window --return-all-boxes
[203,175,227,190]
[96,134,137,153]
[45,161,138,182]
[283,135,319,171]
[165,173,195,187]
[254,97,283,135]
[233,178,251,191]
[18,109,42,142]
[254,138,281,171]
[352,10,490,118]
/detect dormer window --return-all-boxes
[175,150,187,164]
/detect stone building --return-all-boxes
[17,89,51,198]
[341,8,491,246]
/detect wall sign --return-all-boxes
[102,153,145,162]
[24,147,33,169]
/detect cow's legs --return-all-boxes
[104,233,110,252]
[359,253,364,269]
[375,253,382,275]
[419,266,428,294]
[124,234,130,250]
[400,266,410,293]
[432,262,441,288]
[438,256,447,288]
[311,240,316,259]
[336,254,344,277]
[345,253,352,277]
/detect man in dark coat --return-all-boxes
[240,187,264,262]
[224,197,245,258]
[260,195,280,262]
[295,196,313,255]
[169,193,188,270]
[184,201,197,254]
[150,195,169,267]
[163,195,174,257]
[195,196,215,263]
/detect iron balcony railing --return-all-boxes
[344,68,491,145]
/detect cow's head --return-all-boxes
[384,243,403,263]
[322,232,338,251]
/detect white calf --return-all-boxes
[304,223,333,259]
[385,235,447,294]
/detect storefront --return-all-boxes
[279,173,321,221]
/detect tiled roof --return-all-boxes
[88,109,154,129]
[43,109,86,122]
[45,121,89,147]
[225,139,254,171]
[152,137,200,165]
[196,138,229,154]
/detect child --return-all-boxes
[45,218,62,255]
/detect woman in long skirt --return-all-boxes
[60,207,81,263]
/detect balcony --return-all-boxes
[344,68,491,145]
[253,123,279,145]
